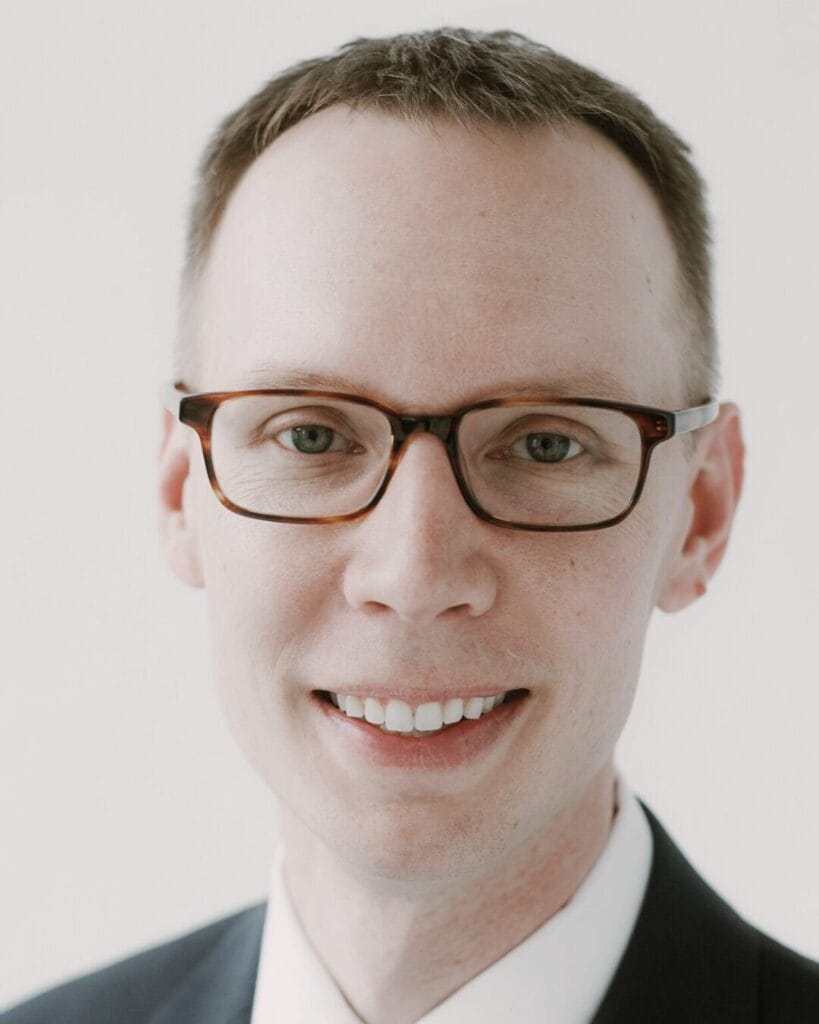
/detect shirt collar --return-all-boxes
[251,775,652,1023]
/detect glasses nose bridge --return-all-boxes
[388,412,462,485]
[395,413,456,445]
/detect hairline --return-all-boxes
[175,29,718,409]
[177,108,702,401]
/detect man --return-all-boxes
[3,26,817,1024]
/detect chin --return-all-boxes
[310,793,524,884]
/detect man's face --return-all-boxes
[172,107,699,879]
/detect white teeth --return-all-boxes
[364,698,385,725]
[414,701,443,731]
[442,698,464,724]
[385,700,414,733]
[463,697,485,720]
[344,695,364,718]
[329,690,510,735]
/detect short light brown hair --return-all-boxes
[177,27,718,402]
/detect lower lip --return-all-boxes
[311,691,530,769]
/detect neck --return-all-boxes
[277,762,617,1024]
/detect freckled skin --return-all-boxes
[160,106,742,1024]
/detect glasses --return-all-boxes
[162,383,718,532]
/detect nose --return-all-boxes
[341,432,498,626]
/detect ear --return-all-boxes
[158,402,205,588]
[657,402,745,613]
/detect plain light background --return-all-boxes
[2,0,818,1010]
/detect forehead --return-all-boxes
[190,105,686,408]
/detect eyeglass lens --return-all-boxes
[208,394,643,527]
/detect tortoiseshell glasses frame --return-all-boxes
[161,381,719,533]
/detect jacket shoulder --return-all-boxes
[594,803,819,1024]
[759,932,819,1022]
[0,903,266,1024]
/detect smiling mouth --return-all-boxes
[313,688,529,738]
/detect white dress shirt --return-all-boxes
[250,775,652,1023]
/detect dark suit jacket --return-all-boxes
[3,805,818,1022]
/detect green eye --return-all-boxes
[514,432,583,463]
[283,425,338,454]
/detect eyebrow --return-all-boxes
[234,364,632,404]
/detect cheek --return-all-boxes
[192,460,338,685]
[203,518,336,647]
[195,508,344,785]
[512,522,665,748]
[515,520,658,651]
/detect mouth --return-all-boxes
[314,687,529,733]
[311,688,531,769]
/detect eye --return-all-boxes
[276,424,356,455]
[509,431,584,463]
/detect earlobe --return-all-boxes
[158,406,205,589]
[657,403,745,613]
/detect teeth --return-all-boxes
[329,690,508,735]
[442,698,464,724]
[463,697,484,720]
[364,698,386,725]
[344,695,364,718]
[414,702,443,732]
[385,700,414,733]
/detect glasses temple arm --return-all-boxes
[670,400,720,436]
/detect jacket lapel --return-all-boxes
[149,903,266,1024]
[591,803,759,1023]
